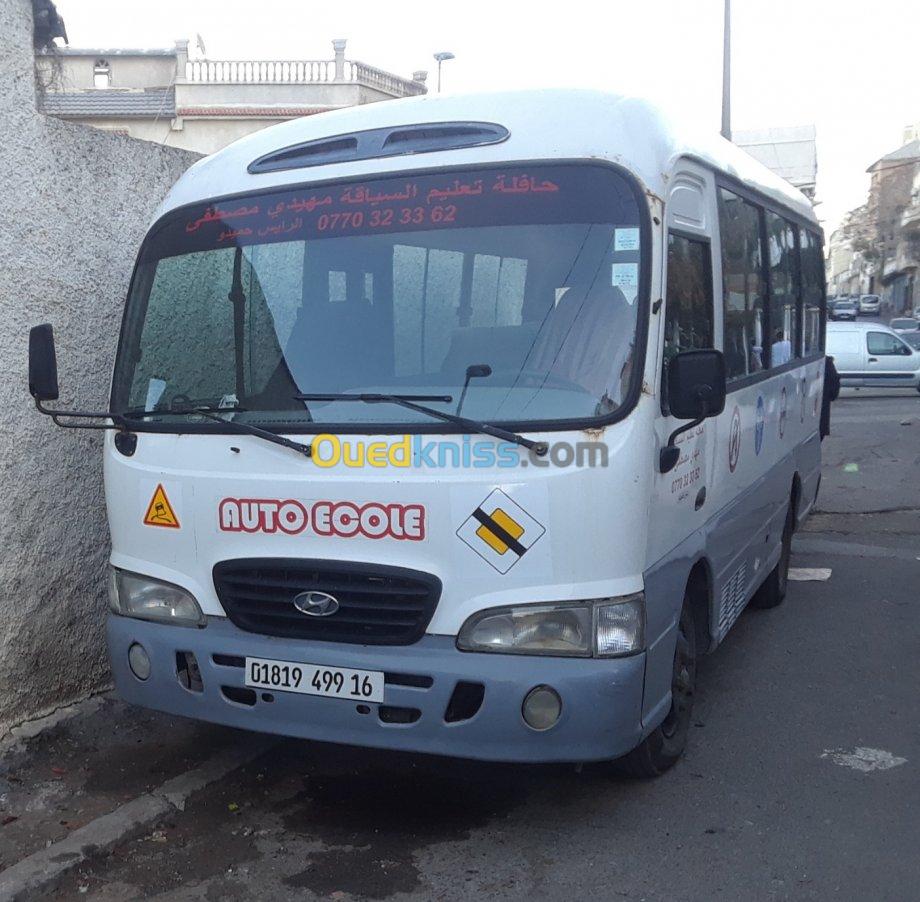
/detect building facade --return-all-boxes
[824,126,920,313]
[36,39,428,155]
[867,136,920,313]
[826,206,875,298]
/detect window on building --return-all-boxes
[664,232,713,361]
[799,229,824,355]
[765,211,800,365]
[718,188,766,379]
[93,59,111,88]
[867,331,911,356]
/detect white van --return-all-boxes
[28,90,826,775]
[827,321,920,390]
[857,294,880,315]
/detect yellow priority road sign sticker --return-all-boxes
[457,489,545,573]
[143,483,180,529]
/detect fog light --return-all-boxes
[128,643,151,681]
[522,685,561,731]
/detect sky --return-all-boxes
[53,0,919,236]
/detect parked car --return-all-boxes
[830,300,858,321]
[826,321,920,390]
[902,331,920,350]
[889,317,920,332]
[858,294,880,315]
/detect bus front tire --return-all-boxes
[749,501,795,609]
[615,599,696,778]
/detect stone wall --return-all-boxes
[0,0,201,734]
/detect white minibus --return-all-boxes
[28,90,826,775]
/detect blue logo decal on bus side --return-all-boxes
[728,406,742,473]
[754,396,765,455]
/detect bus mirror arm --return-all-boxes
[34,397,128,431]
[29,324,129,431]
[659,399,708,474]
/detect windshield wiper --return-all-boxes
[295,393,548,456]
[123,406,312,459]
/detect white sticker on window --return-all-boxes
[145,378,166,410]
[611,263,639,304]
[614,228,640,252]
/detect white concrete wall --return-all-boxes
[36,52,177,90]
[0,0,200,735]
[72,115,330,155]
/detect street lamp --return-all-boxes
[433,51,455,93]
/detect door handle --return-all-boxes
[868,357,878,363]
[694,487,707,510]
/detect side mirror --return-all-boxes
[666,349,726,420]
[28,324,60,402]
[660,349,726,474]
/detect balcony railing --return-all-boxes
[182,59,425,97]
[901,201,920,233]
[882,245,920,279]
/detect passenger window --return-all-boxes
[718,188,766,379]
[392,246,463,375]
[799,230,825,355]
[328,271,347,303]
[867,332,911,356]
[765,212,799,365]
[469,254,527,328]
[664,232,713,361]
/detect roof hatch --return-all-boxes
[247,121,510,175]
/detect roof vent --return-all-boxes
[248,121,509,175]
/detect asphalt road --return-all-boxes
[51,389,920,901]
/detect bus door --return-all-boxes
[644,163,720,719]
[655,165,720,530]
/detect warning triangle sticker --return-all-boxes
[143,484,180,529]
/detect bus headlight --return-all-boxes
[108,568,205,628]
[457,595,644,658]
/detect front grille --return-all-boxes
[213,558,441,645]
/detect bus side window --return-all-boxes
[800,230,824,355]
[718,189,765,379]
[664,232,713,361]
[765,211,799,366]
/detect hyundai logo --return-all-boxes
[293,591,340,617]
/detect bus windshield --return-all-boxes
[113,164,646,429]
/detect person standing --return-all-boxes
[820,355,840,439]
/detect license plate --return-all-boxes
[245,657,384,703]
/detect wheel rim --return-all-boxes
[662,618,694,739]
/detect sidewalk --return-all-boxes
[0,696,272,899]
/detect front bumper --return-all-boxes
[107,614,647,763]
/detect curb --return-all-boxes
[0,693,109,755]
[0,734,276,900]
